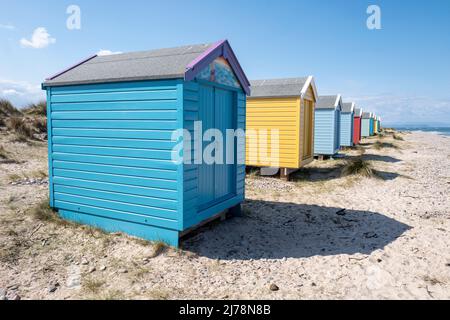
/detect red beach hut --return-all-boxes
[353,106,362,145]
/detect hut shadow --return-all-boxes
[290,165,401,182]
[373,170,401,180]
[346,154,402,163]
[291,165,343,182]
[358,142,374,147]
[363,154,401,163]
[182,200,411,260]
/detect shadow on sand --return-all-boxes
[182,200,411,260]
[290,160,402,183]
[356,154,402,163]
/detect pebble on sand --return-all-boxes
[269,284,279,291]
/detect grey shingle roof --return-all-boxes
[43,43,214,87]
[342,102,354,113]
[249,77,308,98]
[316,95,340,109]
[354,107,362,117]
[362,112,371,119]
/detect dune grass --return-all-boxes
[28,198,70,226]
[373,141,398,150]
[5,116,35,139]
[83,278,106,294]
[22,101,47,116]
[150,241,169,258]
[1,99,47,140]
[0,99,21,117]
[341,157,375,178]
[0,145,10,160]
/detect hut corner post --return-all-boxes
[46,88,54,208]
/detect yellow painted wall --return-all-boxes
[246,97,300,168]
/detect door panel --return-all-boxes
[198,85,215,208]
[197,84,236,211]
[214,88,234,199]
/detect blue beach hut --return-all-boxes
[314,95,342,156]
[340,102,355,147]
[41,40,250,247]
[361,112,372,137]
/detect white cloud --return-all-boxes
[20,27,56,49]
[97,49,122,56]
[0,79,45,108]
[0,24,15,30]
[2,89,20,95]
[347,94,450,125]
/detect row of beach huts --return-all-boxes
[41,40,382,245]
[248,79,381,177]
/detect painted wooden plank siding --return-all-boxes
[48,80,182,231]
[182,81,199,229]
[361,118,371,137]
[236,92,246,197]
[182,81,245,230]
[340,112,354,147]
[314,109,339,156]
[246,97,300,168]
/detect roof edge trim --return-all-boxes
[335,94,342,110]
[44,54,98,83]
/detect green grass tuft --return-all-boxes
[341,157,375,178]
[83,278,106,294]
[373,141,398,150]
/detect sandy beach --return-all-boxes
[0,130,449,300]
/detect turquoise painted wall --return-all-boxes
[46,78,245,246]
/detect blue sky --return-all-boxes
[1,0,449,125]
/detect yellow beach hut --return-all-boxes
[246,77,318,178]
